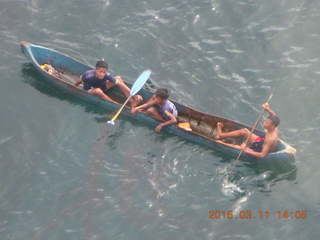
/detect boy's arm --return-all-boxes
[131,96,157,115]
[155,112,177,132]
[74,78,82,87]
[263,103,276,116]
[242,139,273,158]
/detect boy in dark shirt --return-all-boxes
[74,60,142,107]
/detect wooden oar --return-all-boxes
[107,69,151,125]
[228,94,273,177]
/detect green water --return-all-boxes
[1,0,319,239]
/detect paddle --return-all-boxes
[107,69,151,125]
[228,94,273,177]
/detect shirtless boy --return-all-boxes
[216,103,280,158]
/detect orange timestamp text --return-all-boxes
[208,210,307,220]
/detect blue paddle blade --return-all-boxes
[130,70,151,95]
[107,121,115,125]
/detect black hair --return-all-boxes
[155,88,169,99]
[96,60,108,69]
[267,115,280,127]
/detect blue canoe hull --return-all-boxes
[21,41,296,164]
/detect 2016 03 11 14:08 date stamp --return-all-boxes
[208,210,307,220]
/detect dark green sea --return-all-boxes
[1,0,319,239]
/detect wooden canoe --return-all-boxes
[20,41,296,163]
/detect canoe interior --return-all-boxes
[21,41,296,163]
